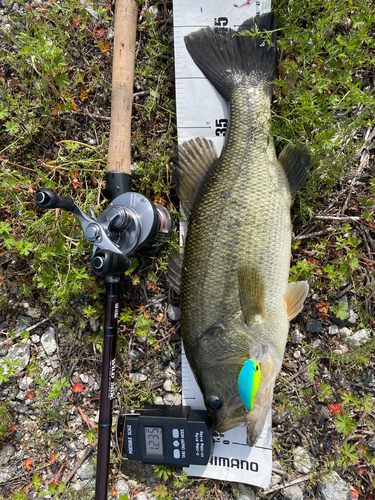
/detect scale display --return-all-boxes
[116,405,214,467]
[144,427,163,456]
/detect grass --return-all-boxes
[0,0,375,498]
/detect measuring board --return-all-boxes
[173,0,272,488]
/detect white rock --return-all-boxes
[154,397,163,405]
[42,366,53,379]
[328,325,339,335]
[16,391,26,400]
[232,484,256,500]
[291,329,303,344]
[270,475,282,487]
[0,466,14,483]
[41,327,57,355]
[340,327,351,338]
[106,27,114,40]
[130,373,147,382]
[348,329,371,347]
[115,479,129,498]
[27,307,41,319]
[163,393,182,406]
[71,479,82,491]
[321,471,352,500]
[167,304,181,321]
[293,446,317,473]
[146,5,160,19]
[78,0,98,19]
[163,379,173,392]
[348,310,358,324]
[0,445,15,465]
[134,493,147,500]
[4,340,30,371]
[31,334,40,343]
[18,376,33,391]
[76,459,95,479]
[281,484,304,500]
[80,374,89,383]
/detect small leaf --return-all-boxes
[99,41,110,52]
[24,458,33,471]
[80,88,88,101]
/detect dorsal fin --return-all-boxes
[172,137,219,214]
[167,247,184,294]
[278,144,312,198]
[285,281,309,320]
[238,266,265,325]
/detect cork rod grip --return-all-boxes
[106,0,138,174]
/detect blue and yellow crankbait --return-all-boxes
[238,359,261,410]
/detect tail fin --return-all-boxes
[184,13,277,101]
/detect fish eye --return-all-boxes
[256,365,259,371]
[206,395,223,411]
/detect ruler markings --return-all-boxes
[174,0,272,488]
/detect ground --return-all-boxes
[0,0,375,499]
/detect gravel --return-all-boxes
[41,326,57,355]
[305,319,322,333]
[281,484,304,500]
[320,471,352,500]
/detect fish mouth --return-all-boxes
[216,349,279,445]
[244,349,278,446]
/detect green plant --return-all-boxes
[334,412,357,436]
[330,302,349,320]
[272,0,375,221]
[154,465,175,481]
[338,442,359,469]
[0,357,22,385]
[154,484,170,500]
[0,403,13,442]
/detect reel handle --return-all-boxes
[92,249,131,276]
[34,188,75,212]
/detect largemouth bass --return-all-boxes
[171,13,311,446]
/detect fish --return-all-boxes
[169,12,312,446]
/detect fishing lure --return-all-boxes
[238,359,261,410]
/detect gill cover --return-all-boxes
[238,359,261,410]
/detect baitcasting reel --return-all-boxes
[34,189,172,277]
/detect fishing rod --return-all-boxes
[34,1,172,498]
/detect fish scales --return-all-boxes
[182,84,291,361]
[175,13,311,445]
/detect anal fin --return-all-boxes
[286,281,309,320]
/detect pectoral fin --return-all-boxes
[285,281,309,321]
[249,340,268,362]
[238,267,265,325]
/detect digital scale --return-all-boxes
[116,406,214,467]
[115,0,273,489]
